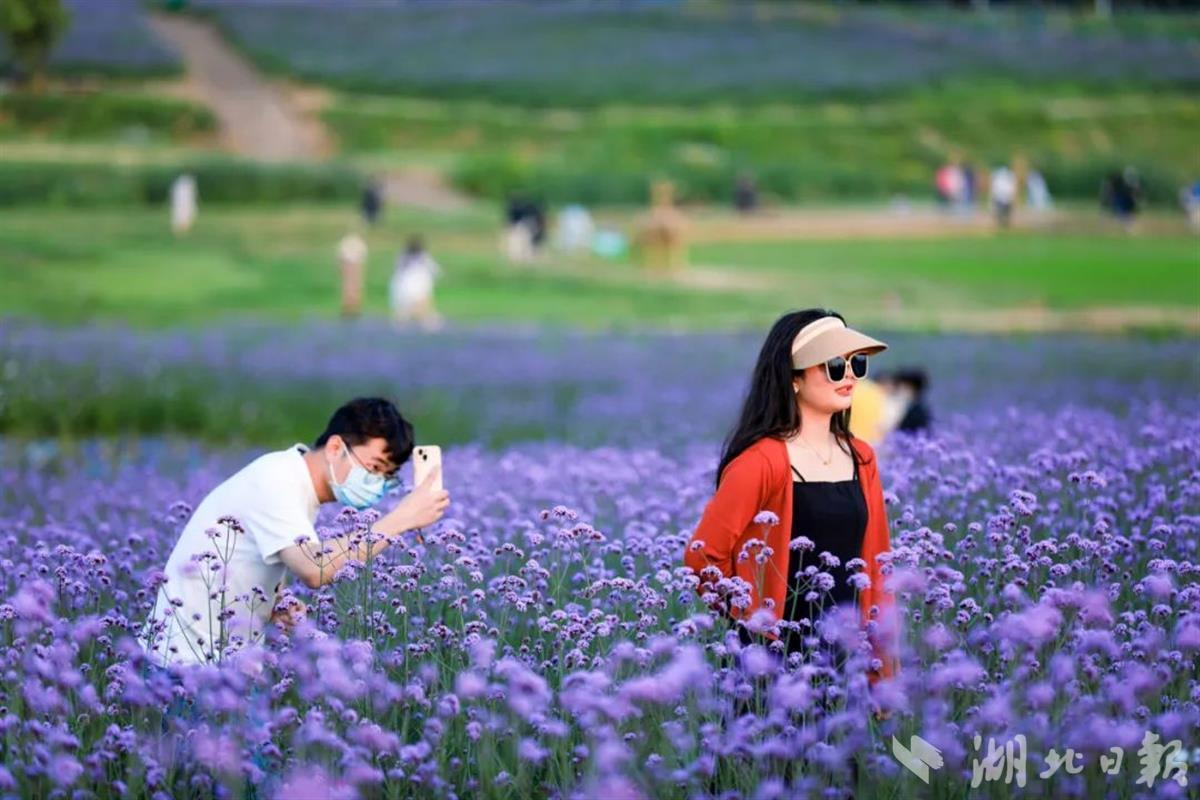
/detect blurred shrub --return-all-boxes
[454,152,1188,207]
[0,91,215,140]
[338,90,1199,206]
[0,158,363,206]
[1040,159,1181,206]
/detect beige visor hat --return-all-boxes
[790,315,888,370]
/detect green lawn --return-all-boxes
[0,205,780,329]
[692,235,1200,310]
[2,205,1197,332]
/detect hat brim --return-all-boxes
[791,327,888,370]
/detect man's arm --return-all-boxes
[279,468,449,589]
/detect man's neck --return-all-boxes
[303,450,334,503]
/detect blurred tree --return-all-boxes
[0,0,69,93]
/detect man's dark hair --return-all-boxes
[314,398,414,471]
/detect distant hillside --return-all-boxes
[0,0,179,78]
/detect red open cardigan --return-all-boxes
[683,435,899,685]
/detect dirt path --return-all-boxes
[379,166,469,213]
[685,206,1058,242]
[147,14,468,210]
[148,13,332,161]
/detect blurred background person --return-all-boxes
[504,194,546,264]
[555,203,595,253]
[893,368,933,434]
[734,172,759,214]
[1026,168,1053,214]
[504,197,534,264]
[337,229,368,319]
[935,159,964,209]
[848,375,888,445]
[170,173,197,236]
[361,178,383,227]
[961,161,977,211]
[1179,179,1200,232]
[989,164,1017,228]
[390,235,442,330]
[1102,167,1142,231]
[876,372,905,436]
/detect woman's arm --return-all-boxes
[684,449,769,593]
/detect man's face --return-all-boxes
[326,435,400,485]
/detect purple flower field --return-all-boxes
[1,323,1198,798]
[2,319,1197,448]
[193,0,1200,103]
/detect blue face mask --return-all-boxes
[329,444,394,510]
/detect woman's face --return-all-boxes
[793,350,863,415]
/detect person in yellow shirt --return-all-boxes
[848,375,888,445]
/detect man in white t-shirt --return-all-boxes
[142,397,449,666]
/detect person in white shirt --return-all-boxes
[1026,170,1053,213]
[555,205,594,252]
[170,174,197,236]
[142,397,449,666]
[390,236,442,330]
[990,166,1017,228]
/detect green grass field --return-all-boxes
[0,205,775,329]
[3,205,1196,331]
[692,235,1200,310]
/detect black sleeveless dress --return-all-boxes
[782,457,868,656]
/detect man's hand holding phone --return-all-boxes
[376,466,448,543]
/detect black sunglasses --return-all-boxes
[795,352,870,383]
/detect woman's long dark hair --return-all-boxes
[716,308,864,488]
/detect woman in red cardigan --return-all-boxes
[684,308,900,688]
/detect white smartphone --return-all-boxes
[413,446,443,492]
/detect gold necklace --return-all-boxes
[794,433,834,466]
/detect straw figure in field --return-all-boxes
[636,180,689,274]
